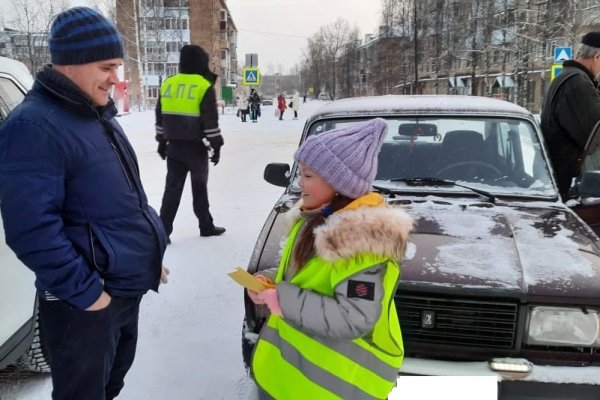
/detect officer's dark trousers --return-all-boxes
[160,142,213,236]
[39,295,142,400]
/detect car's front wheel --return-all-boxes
[19,305,50,373]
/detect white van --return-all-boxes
[0,56,49,372]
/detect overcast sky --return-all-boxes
[226,0,381,74]
[0,0,381,74]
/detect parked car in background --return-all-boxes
[261,97,273,106]
[243,95,600,399]
[317,92,332,101]
[0,56,50,373]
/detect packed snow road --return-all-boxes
[0,101,323,400]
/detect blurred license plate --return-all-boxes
[389,376,497,400]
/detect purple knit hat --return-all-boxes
[294,118,388,198]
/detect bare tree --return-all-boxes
[336,26,360,98]
[319,18,355,99]
[302,33,326,98]
[8,0,68,74]
[373,0,413,94]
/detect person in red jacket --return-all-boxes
[277,93,287,120]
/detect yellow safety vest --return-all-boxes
[159,73,211,117]
[252,219,404,400]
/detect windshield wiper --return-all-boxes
[384,177,496,203]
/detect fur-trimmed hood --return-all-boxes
[287,199,414,262]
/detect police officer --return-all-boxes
[156,45,225,242]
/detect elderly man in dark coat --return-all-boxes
[541,32,600,199]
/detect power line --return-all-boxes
[237,27,308,39]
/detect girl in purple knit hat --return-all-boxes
[248,118,414,400]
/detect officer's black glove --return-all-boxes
[210,147,220,166]
[157,141,167,160]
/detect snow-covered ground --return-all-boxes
[0,101,324,400]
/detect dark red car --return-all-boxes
[244,95,600,399]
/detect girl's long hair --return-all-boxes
[292,194,353,272]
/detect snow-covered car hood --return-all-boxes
[400,199,600,300]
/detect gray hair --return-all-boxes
[577,44,600,59]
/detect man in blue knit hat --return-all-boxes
[0,7,168,399]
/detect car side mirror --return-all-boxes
[264,163,290,187]
[577,171,600,197]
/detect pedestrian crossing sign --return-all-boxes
[553,47,572,63]
[242,67,260,86]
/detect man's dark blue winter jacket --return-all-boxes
[0,66,168,309]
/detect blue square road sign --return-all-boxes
[554,47,572,63]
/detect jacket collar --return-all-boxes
[340,193,385,212]
[286,193,413,262]
[33,65,117,120]
[563,59,599,87]
[314,202,414,262]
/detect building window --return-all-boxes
[148,87,160,99]
[166,42,179,52]
[146,63,165,75]
[166,63,178,76]
[164,0,188,8]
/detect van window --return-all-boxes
[0,76,25,124]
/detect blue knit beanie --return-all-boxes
[49,7,124,65]
[294,118,388,199]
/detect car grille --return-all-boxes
[396,294,518,349]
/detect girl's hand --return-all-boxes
[257,288,283,317]
[247,274,272,304]
[247,288,263,304]
[255,274,274,287]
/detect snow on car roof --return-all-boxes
[0,56,34,90]
[308,95,532,122]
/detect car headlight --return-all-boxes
[526,306,600,346]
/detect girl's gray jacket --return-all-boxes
[260,202,413,340]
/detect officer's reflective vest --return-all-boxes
[159,74,211,142]
[252,219,404,400]
[160,73,211,117]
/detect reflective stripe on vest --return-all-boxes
[252,218,404,400]
[159,74,211,117]
[260,324,380,400]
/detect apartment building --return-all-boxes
[345,0,600,113]
[116,0,238,108]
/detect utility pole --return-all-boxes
[413,0,419,94]
[133,0,146,110]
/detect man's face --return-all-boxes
[593,52,600,79]
[58,58,123,106]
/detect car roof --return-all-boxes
[306,95,533,125]
[0,56,34,90]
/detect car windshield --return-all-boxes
[303,117,556,198]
